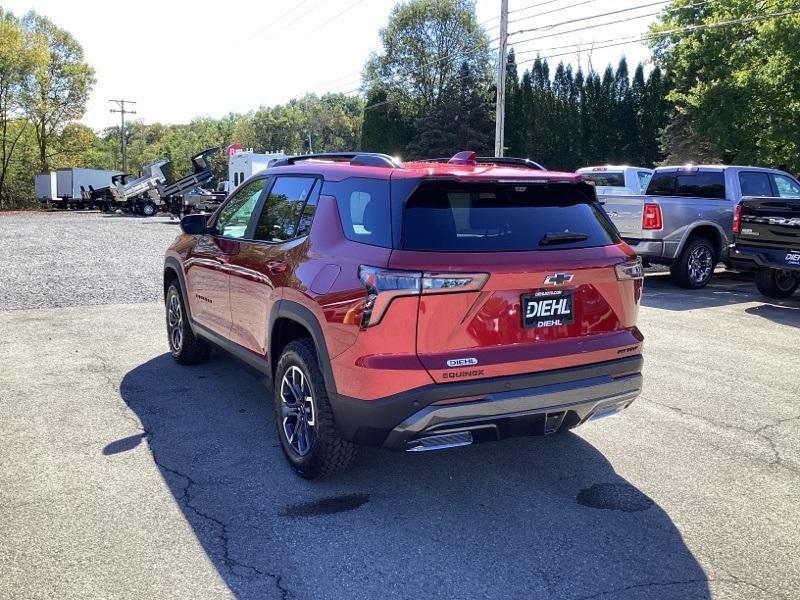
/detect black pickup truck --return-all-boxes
[730,196,800,298]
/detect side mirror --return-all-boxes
[180,213,210,235]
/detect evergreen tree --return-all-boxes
[360,88,412,155]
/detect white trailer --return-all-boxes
[228,149,287,190]
[55,168,122,205]
[34,172,58,201]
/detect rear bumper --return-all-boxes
[330,355,643,449]
[729,243,800,274]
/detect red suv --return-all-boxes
[164,152,644,478]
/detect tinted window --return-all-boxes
[773,174,800,198]
[215,178,265,238]
[295,180,321,237]
[647,171,725,199]
[322,178,391,247]
[254,176,317,242]
[739,172,773,197]
[402,183,618,252]
[582,172,625,187]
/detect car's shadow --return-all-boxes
[116,353,709,599]
[642,270,800,312]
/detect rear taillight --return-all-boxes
[642,202,662,230]
[732,202,742,233]
[615,257,644,281]
[358,266,487,328]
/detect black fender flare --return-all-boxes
[163,257,193,323]
[268,299,337,396]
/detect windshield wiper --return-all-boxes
[539,231,591,246]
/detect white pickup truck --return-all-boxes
[577,165,654,196]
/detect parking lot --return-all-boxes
[1,210,799,600]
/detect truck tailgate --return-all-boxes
[737,197,800,249]
[598,194,645,238]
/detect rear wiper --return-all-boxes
[539,231,591,246]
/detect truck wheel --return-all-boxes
[141,201,157,217]
[670,237,716,289]
[755,269,799,298]
[165,283,210,364]
[273,339,358,479]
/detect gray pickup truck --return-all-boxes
[600,165,800,288]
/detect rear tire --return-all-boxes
[273,339,358,479]
[670,237,716,289]
[141,201,157,217]
[755,268,799,298]
[165,283,210,364]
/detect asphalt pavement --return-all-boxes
[1,211,798,599]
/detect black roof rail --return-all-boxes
[426,156,546,171]
[271,152,402,169]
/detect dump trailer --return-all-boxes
[157,147,220,216]
[106,160,169,215]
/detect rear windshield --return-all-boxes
[647,171,726,199]
[402,183,619,252]
[581,172,625,187]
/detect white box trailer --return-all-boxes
[55,168,122,202]
[228,149,287,190]
[34,172,58,201]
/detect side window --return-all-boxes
[322,178,391,247]
[637,171,652,192]
[772,174,800,198]
[295,180,321,237]
[739,172,773,197]
[253,176,317,242]
[214,178,265,239]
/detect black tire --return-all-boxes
[273,339,358,479]
[141,201,157,217]
[670,237,716,289]
[755,268,799,298]
[165,283,210,364]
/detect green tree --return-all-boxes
[20,11,95,172]
[360,88,413,155]
[652,0,800,171]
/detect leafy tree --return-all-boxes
[360,88,413,155]
[652,0,800,171]
[20,11,95,172]
[364,0,492,116]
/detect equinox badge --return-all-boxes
[544,273,574,286]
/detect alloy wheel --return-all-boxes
[280,365,316,456]
[687,246,713,284]
[167,293,183,352]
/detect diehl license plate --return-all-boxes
[521,289,574,328]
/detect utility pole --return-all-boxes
[494,0,509,157]
[109,99,136,173]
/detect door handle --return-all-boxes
[268,261,288,274]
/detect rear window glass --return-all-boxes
[402,184,618,252]
[581,172,625,187]
[322,178,391,248]
[739,172,773,197]
[646,171,726,199]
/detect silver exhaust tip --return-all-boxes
[406,431,473,452]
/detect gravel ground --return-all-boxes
[1,211,799,600]
[0,211,179,310]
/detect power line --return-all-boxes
[514,7,800,67]
[509,0,602,26]
[309,0,369,33]
[509,0,670,36]
[280,0,330,33]
[241,0,313,45]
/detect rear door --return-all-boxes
[389,181,643,384]
[226,175,320,354]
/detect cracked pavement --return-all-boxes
[1,212,799,599]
